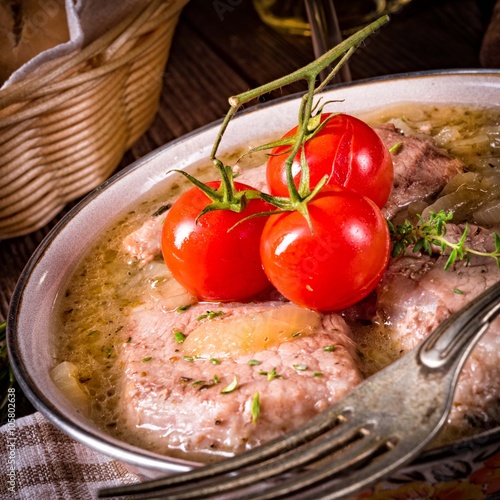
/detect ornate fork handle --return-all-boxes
[420,280,500,369]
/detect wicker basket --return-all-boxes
[0,0,188,239]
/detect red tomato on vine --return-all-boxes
[260,186,390,311]
[266,113,394,209]
[162,181,272,302]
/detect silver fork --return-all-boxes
[99,280,500,500]
[304,0,352,83]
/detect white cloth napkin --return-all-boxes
[1,0,145,90]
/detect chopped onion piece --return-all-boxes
[449,134,491,156]
[440,172,481,196]
[50,361,90,416]
[424,191,483,223]
[387,118,413,137]
[433,125,463,147]
[182,304,321,359]
[473,199,500,226]
[465,156,500,172]
[156,278,197,311]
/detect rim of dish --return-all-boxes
[7,68,500,473]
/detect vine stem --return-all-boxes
[209,15,390,163]
[180,15,389,225]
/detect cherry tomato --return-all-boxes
[266,113,394,209]
[260,187,390,311]
[162,181,272,302]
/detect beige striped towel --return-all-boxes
[0,412,140,499]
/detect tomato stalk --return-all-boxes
[213,16,387,146]
[172,162,261,220]
[162,16,392,308]
[169,16,389,222]
[211,16,388,158]
[206,15,389,224]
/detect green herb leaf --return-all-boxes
[248,359,261,366]
[444,248,457,271]
[174,330,186,343]
[196,311,225,321]
[251,392,260,424]
[141,356,152,362]
[389,142,403,154]
[221,375,238,394]
[266,367,282,381]
[324,344,336,352]
[390,210,500,268]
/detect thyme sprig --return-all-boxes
[389,210,500,270]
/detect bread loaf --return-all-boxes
[0,0,69,86]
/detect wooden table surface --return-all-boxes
[0,0,498,407]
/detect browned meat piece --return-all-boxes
[373,225,500,436]
[117,301,362,458]
[375,123,464,218]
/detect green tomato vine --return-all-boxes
[174,16,390,229]
[171,14,500,270]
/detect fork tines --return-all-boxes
[98,403,396,499]
[100,282,500,500]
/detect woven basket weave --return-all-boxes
[0,0,188,239]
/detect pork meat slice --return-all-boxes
[122,216,164,266]
[117,301,362,458]
[374,123,464,219]
[373,225,500,437]
[234,163,269,193]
